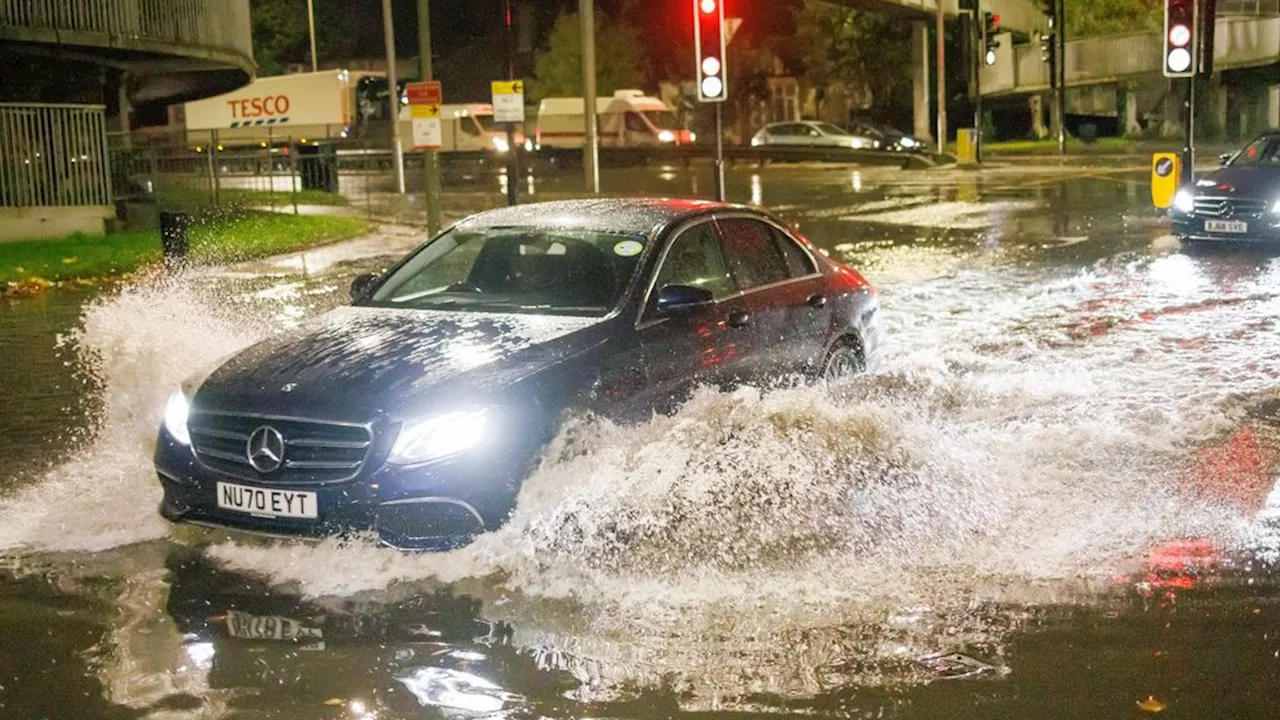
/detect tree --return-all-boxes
[793,0,912,120]
[251,0,310,75]
[1064,0,1162,37]
[530,11,647,101]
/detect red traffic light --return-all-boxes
[991,13,1000,24]
[1168,23,1191,47]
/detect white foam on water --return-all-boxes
[0,279,263,553]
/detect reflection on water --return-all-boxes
[1,170,1279,717]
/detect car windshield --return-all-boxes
[643,110,679,129]
[814,122,850,136]
[366,227,646,316]
[476,114,501,132]
[1229,137,1280,166]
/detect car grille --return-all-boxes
[1193,196,1270,219]
[188,412,373,485]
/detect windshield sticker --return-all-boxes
[613,240,643,257]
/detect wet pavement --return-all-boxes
[2,162,1280,718]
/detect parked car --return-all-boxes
[1171,132,1280,244]
[155,199,883,550]
[845,120,927,153]
[751,121,879,150]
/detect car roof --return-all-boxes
[456,198,752,235]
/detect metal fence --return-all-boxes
[0,0,252,56]
[0,103,112,207]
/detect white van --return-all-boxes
[397,103,523,153]
[536,90,693,149]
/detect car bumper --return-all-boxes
[155,430,524,550]
[1172,214,1280,243]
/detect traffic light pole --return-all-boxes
[580,0,600,195]
[1056,0,1066,154]
[504,0,519,206]
[1183,77,1195,185]
[974,3,983,163]
[714,103,725,201]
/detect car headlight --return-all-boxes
[688,131,697,143]
[1272,198,1280,215]
[900,137,918,148]
[751,137,763,147]
[389,409,488,465]
[658,130,676,143]
[164,390,192,446]
[1173,189,1195,214]
[491,136,509,153]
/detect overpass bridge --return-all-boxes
[977,2,1280,137]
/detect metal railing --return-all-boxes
[0,103,112,208]
[0,0,252,56]
[1221,0,1280,15]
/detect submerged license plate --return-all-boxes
[225,610,323,641]
[216,481,317,519]
[1205,219,1248,233]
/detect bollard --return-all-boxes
[159,211,189,271]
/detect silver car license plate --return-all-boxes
[1205,219,1248,233]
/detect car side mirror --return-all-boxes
[656,284,714,314]
[350,272,378,301]
[1219,153,1233,166]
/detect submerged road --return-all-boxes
[1,162,1279,718]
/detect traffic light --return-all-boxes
[982,12,1000,66]
[694,0,727,102]
[1038,30,1055,65]
[1163,0,1197,77]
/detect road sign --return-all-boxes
[492,80,525,123]
[406,81,443,150]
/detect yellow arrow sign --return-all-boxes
[492,80,523,96]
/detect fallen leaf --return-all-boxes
[1137,695,1167,713]
[61,256,78,264]
[323,698,345,706]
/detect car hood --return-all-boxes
[1197,166,1280,197]
[196,306,603,418]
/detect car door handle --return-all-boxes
[726,310,751,328]
[806,293,828,309]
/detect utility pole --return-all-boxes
[1056,0,1066,153]
[936,0,947,154]
[382,0,405,194]
[307,0,318,72]
[504,0,520,206]
[580,0,600,194]
[418,0,442,235]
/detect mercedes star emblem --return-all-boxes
[246,425,286,473]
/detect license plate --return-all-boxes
[225,610,323,641]
[1205,219,1248,233]
[216,481,317,519]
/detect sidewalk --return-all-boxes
[212,223,426,278]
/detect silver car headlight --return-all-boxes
[1173,189,1195,214]
[163,389,192,446]
[389,409,488,465]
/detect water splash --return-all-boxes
[0,280,263,552]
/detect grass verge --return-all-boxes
[0,212,372,288]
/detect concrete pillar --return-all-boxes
[1209,76,1228,140]
[910,21,932,143]
[114,70,132,150]
[1269,86,1280,129]
[1030,94,1048,138]
[1124,87,1142,137]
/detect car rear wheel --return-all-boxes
[822,341,866,384]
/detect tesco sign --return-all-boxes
[227,95,292,119]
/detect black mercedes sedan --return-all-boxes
[155,199,883,549]
[1171,132,1280,244]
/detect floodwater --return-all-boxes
[2,163,1280,718]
